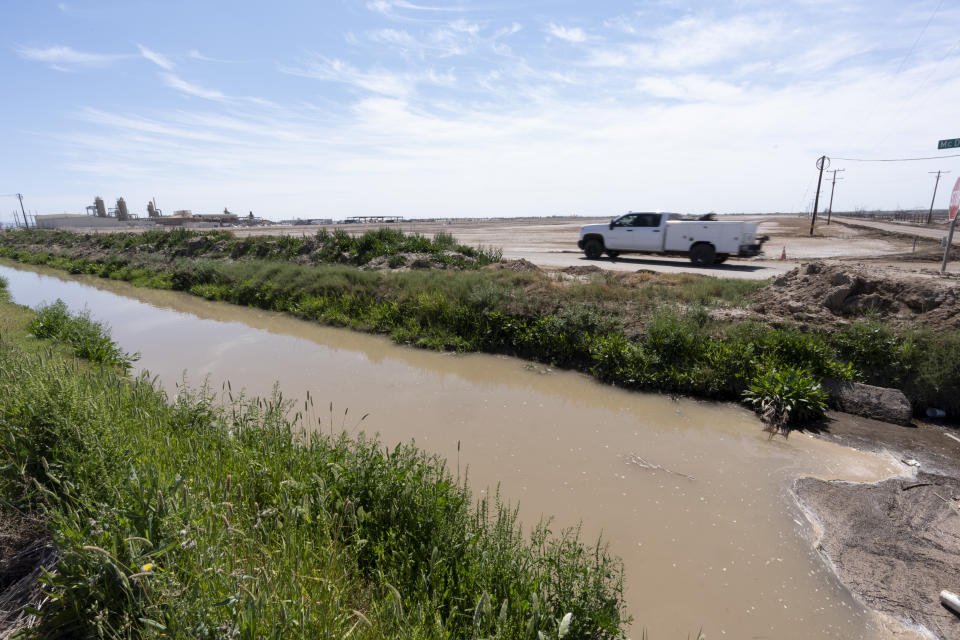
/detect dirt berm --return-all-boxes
[796,411,960,639]
[753,261,960,330]
[796,471,960,638]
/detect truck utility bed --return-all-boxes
[662,219,757,252]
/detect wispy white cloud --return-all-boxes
[449,19,479,35]
[368,28,420,49]
[635,75,747,103]
[367,0,466,14]
[547,23,586,43]
[138,44,174,70]
[493,23,522,38]
[16,45,126,69]
[187,49,238,64]
[366,23,478,58]
[585,14,781,70]
[774,35,867,74]
[161,73,227,101]
[602,13,641,35]
[280,57,415,98]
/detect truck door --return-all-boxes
[605,214,642,250]
[630,213,664,251]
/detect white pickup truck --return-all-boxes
[577,212,767,266]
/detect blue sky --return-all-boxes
[3,0,960,222]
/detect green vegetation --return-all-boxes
[742,364,828,430]
[0,226,501,269]
[0,288,629,639]
[28,299,138,370]
[1,228,958,421]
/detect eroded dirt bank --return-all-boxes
[798,414,960,639]
[753,261,960,330]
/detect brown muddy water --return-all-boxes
[0,264,921,640]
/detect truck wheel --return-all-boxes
[605,250,620,258]
[584,239,604,259]
[714,254,729,264]
[690,243,716,266]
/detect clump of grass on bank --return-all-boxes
[28,299,138,370]
[0,299,629,639]
[743,364,828,432]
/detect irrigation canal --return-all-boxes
[0,263,921,639]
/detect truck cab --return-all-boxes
[601,212,669,253]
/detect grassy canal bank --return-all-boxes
[1,227,959,426]
[0,276,629,638]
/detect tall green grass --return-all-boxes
[0,301,629,639]
[27,299,138,370]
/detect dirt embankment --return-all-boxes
[795,413,960,639]
[753,261,960,330]
[796,471,960,639]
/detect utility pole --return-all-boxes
[16,194,28,228]
[927,170,949,224]
[809,155,828,236]
[825,168,845,225]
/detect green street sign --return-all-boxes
[939,138,960,149]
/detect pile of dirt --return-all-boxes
[795,472,960,638]
[484,258,542,273]
[753,261,960,329]
[559,265,603,276]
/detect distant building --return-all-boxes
[35,214,128,229]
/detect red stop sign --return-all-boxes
[951,176,960,221]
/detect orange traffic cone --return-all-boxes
[780,246,787,260]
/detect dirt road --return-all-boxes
[832,216,952,240]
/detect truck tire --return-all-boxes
[584,238,604,260]
[689,243,715,267]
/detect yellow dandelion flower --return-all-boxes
[140,563,155,573]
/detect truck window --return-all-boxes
[633,214,662,227]
[612,214,638,227]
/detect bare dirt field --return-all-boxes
[233,214,960,279]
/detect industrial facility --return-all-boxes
[31,198,269,230]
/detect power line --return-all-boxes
[868,38,960,154]
[893,0,944,75]
[829,153,960,162]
